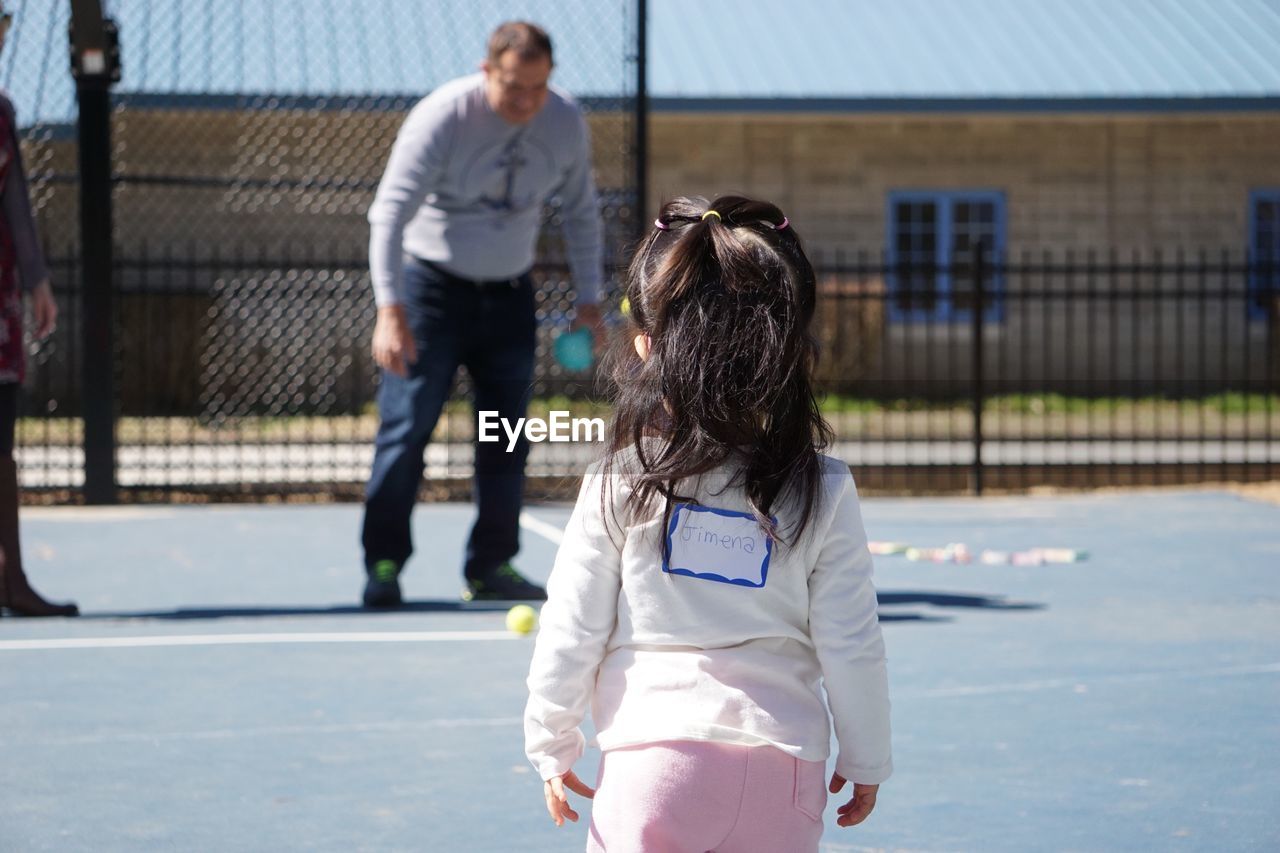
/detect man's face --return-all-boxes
[482,51,552,125]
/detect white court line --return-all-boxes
[30,717,525,748]
[5,626,1276,701]
[519,511,565,545]
[0,630,518,651]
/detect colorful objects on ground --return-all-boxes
[870,542,1087,566]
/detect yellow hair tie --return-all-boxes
[701,210,721,221]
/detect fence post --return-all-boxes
[971,242,985,496]
[634,0,648,241]
[70,1,120,504]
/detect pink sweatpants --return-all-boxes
[586,740,827,853]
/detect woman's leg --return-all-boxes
[0,382,13,457]
[0,383,78,617]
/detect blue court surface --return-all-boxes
[2,490,1278,852]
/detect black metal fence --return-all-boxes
[807,250,1278,493]
[13,249,1278,500]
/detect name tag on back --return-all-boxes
[663,503,773,588]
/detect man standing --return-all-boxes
[362,22,603,607]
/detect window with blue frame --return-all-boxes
[886,191,1005,322]
[1250,190,1280,321]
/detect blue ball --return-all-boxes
[554,328,594,372]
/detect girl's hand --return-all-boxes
[31,279,57,340]
[829,773,878,827]
[543,770,595,827]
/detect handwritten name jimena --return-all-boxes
[678,520,759,554]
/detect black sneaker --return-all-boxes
[462,562,547,602]
[363,559,403,608]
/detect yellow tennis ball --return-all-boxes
[620,296,631,317]
[506,604,538,636]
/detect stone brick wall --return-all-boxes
[648,112,1280,390]
[648,112,1280,255]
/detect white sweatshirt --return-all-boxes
[524,453,893,786]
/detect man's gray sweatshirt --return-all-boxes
[367,73,603,307]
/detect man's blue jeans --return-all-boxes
[361,258,535,581]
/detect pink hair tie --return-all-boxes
[654,218,670,231]
[769,216,790,231]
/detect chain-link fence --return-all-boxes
[9,0,640,500]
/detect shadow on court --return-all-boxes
[73,590,1043,622]
[878,590,1043,610]
[80,601,514,620]
[875,589,1044,623]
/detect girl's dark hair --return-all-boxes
[602,194,834,546]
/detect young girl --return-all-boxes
[524,195,890,851]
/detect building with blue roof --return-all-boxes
[650,0,1280,105]
[5,0,1279,389]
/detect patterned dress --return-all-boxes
[0,103,27,384]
